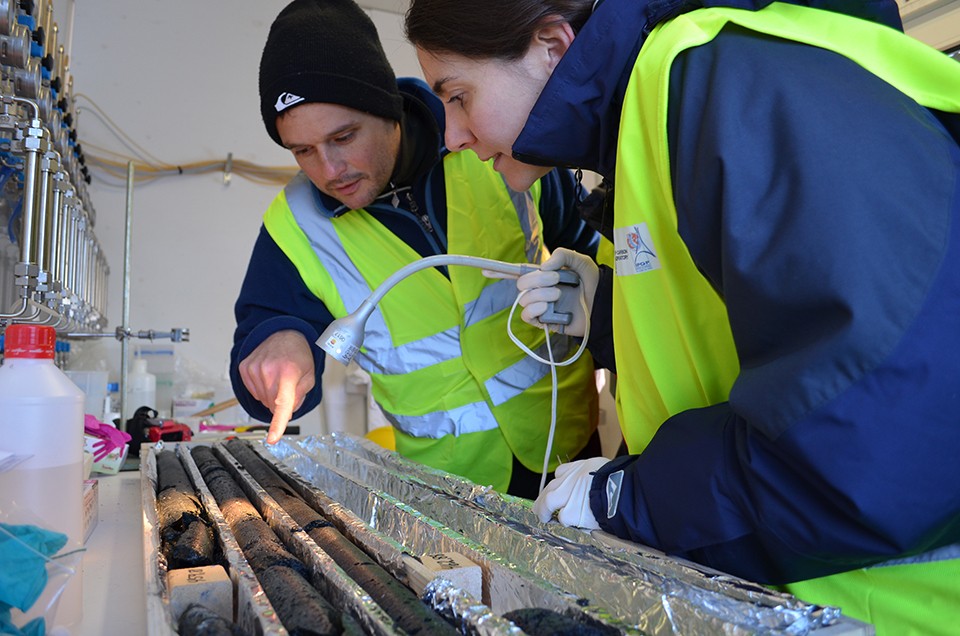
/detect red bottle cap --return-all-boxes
[4,324,56,359]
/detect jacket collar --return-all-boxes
[511,0,665,179]
[511,0,903,180]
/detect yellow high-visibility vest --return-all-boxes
[266,150,598,491]
[616,3,960,632]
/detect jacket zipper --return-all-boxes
[385,182,438,248]
[405,190,434,234]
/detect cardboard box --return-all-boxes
[84,433,129,475]
[83,479,99,543]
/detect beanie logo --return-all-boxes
[275,92,305,112]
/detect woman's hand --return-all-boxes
[516,249,598,337]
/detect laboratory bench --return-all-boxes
[73,438,874,636]
[78,470,147,635]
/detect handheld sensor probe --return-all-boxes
[316,254,579,365]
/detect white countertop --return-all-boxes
[77,470,147,636]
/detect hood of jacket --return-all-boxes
[511,0,902,180]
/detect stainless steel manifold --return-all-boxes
[141,434,873,635]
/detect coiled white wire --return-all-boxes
[506,285,591,494]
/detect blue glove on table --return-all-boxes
[0,522,69,635]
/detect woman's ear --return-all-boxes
[529,18,575,73]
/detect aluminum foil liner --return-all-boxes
[423,578,524,636]
[263,433,871,636]
[244,441,540,635]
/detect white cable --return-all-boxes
[319,253,594,496]
[505,288,591,367]
[505,286,592,494]
[540,327,558,494]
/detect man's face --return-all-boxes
[276,102,401,210]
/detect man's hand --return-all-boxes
[516,249,598,337]
[237,330,315,444]
[533,456,610,529]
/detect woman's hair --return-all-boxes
[405,0,594,61]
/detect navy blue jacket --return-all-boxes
[514,0,960,584]
[231,78,599,425]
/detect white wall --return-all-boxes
[50,1,421,429]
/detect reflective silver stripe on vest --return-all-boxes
[486,336,574,406]
[463,278,518,327]
[285,176,465,378]
[356,325,461,376]
[383,400,497,439]
[505,184,544,264]
[870,542,960,569]
[284,174,370,313]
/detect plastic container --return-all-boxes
[124,357,156,422]
[0,323,85,630]
[104,381,121,424]
[137,344,175,417]
[65,369,108,418]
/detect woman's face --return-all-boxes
[417,46,555,192]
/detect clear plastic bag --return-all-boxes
[0,503,82,636]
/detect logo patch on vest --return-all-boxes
[613,224,660,276]
[606,470,624,518]
[275,92,305,112]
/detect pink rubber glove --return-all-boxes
[85,414,132,462]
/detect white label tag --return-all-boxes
[613,223,661,276]
[606,469,624,518]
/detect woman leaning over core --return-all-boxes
[406,0,960,633]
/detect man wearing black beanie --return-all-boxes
[231,0,605,499]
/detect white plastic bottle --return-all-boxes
[103,381,121,424]
[0,323,84,630]
[124,357,157,421]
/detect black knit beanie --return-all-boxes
[259,0,404,146]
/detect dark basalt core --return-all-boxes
[190,445,343,636]
[156,450,215,569]
[223,438,459,636]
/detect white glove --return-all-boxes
[517,248,598,337]
[533,456,610,529]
